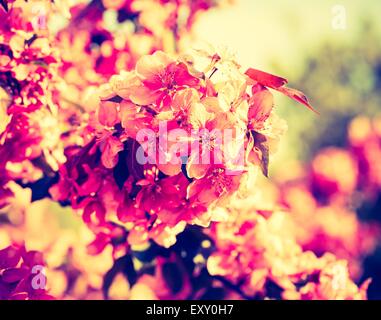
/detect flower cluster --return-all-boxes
[1,0,224,209]
[50,48,316,252]
[0,243,54,299]
[54,0,229,160]
[56,0,226,125]
[59,0,225,78]
[206,198,369,300]
[0,0,66,208]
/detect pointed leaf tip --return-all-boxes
[277,86,319,114]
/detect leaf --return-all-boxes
[245,68,288,89]
[162,262,183,294]
[113,149,130,189]
[246,68,318,114]
[107,95,123,103]
[264,279,283,300]
[132,243,159,263]
[122,255,138,287]
[19,172,59,202]
[125,138,144,180]
[277,86,319,114]
[102,254,137,299]
[252,131,270,177]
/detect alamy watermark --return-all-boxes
[135,122,248,175]
[331,5,347,30]
[31,265,47,290]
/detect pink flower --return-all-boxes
[0,245,54,300]
[131,51,200,109]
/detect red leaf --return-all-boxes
[245,68,288,89]
[245,68,318,114]
[277,86,319,114]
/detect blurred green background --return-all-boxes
[194,0,381,169]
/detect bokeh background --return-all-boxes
[194,0,381,164]
[193,0,381,299]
